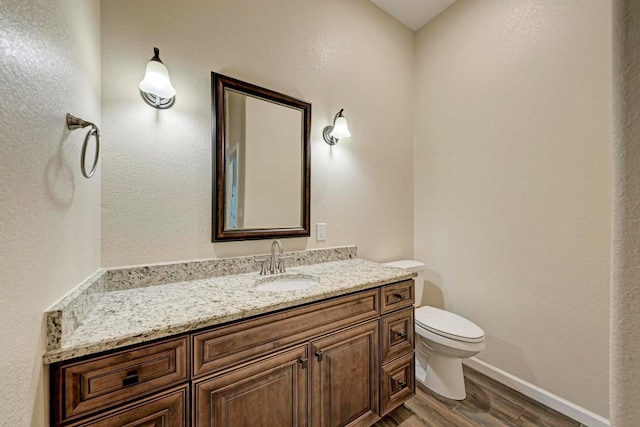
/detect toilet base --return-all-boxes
[416,351,467,400]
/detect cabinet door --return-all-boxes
[311,321,379,427]
[193,345,309,427]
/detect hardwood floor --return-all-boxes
[375,365,585,427]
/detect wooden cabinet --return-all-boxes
[50,282,415,427]
[379,283,416,419]
[194,345,308,427]
[66,386,187,427]
[192,290,378,378]
[51,337,188,426]
[380,352,414,416]
[311,322,379,427]
[381,307,414,364]
[380,280,414,314]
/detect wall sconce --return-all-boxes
[139,47,176,109]
[323,108,351,145]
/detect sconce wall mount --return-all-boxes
[139,47,176,109]
[323,108,351,145]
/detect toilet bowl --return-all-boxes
[384,260,485,400]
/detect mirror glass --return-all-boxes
[212,73,311,241]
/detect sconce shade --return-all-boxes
[139,59,176,99]
[139,47,176,109]
[330,116,351,139]
[323,108,351,145]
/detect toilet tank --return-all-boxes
[383,260,426,307]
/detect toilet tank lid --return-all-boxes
[383,260,426,273]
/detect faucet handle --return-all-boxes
[277,255,292,273]
[255,257,269,275]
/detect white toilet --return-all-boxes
[384,260,485,400]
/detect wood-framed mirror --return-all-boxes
[212,72,311,241]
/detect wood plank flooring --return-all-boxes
[375,365,586,427]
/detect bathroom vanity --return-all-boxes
[44,250,416,427]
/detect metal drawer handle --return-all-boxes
[393,293,405,300]
[393,330,408,340]
[394,379,407,388]
[122,370,139,387]
[299,358,308,369]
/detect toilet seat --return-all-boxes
[415,306,485,343]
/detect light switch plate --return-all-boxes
[316,223,327,241]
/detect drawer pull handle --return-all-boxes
[299,358,308,369]
[393,330,408,340]
[393,293,405,300]
[315,351,323,362]
[394,379,407,388]
[122,370,139,387]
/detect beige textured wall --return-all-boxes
[413,0,611,418]
[611,1,640,425]
[0,1,101,425]
[100,0,414,266]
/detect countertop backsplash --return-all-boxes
[105,245,357,292]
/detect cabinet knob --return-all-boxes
[299,358,308,369]
[315,351,323,362]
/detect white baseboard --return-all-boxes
[463,357,609,427]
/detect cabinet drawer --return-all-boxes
[192,289,379,377]
[380,280,414,314]
[381,307,414,364]
[53,337,188,425]
[380,352,415,416]
[67,385,187,427]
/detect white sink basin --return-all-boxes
[255,274,320,292]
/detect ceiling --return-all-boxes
[370,0,456,31]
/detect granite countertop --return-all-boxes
[43,258,413,364]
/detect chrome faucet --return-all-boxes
[270,240,283,274]
[256,240,290,275]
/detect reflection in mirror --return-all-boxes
[212,73,311,241]
[224,90,302,229]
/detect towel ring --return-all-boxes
[66,114,100,179]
